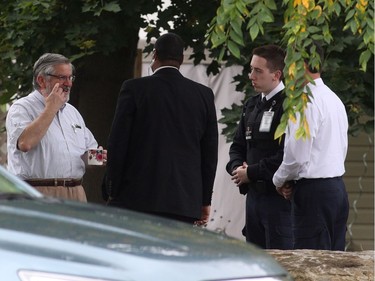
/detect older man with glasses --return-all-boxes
[6,53,106,202]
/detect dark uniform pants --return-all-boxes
[245,185,293,249]
[291,177,349,250]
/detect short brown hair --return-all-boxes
[252,45,285,79]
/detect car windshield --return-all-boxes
[0,166,42,198]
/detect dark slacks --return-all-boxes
[245,186,293,249]
[291,177,349,250]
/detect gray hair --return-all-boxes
[32,53,75,90]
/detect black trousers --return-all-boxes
[291,177,349,250]
[245,186,293,249]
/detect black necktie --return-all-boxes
[261,97,267,103]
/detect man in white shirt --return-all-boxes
[6,53,106,202]
[273,43,349,250]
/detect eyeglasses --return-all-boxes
[46,74,76,82]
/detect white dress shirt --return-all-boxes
[6,90,97,179]
[262,81,285,100]
[273,78,348,187]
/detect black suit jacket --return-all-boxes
[106,67,218,219]
[226,91,285,194]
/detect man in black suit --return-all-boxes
[226,45,292,249]
[105,32,218,225]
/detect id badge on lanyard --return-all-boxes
[259,111,274,132]
[259,100,276,132]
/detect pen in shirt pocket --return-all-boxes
[71,123,82,133]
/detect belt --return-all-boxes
[293,176,341,184]
[25,178,82,187]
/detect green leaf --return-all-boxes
[295,124,306,140]
[218,46,226,62]
[264,0,277,10]
[261,12,274,23]
[333,2,341,16]
[366,17,374,30]
[82,3,98,13]
[363,29,374,45]
[230,18,243,38]
[229,29,245,46]
[102,2,121,13]
[249,24,259,41]
[248,16,257,27]
[223,0,235,8]
[307,26,321,33]
[227,40,241,58]
[274,123,286,140]
[235,1,247,15]
[211,31,227,48]
[345,9,355,22]
[309,9,320,19]
[359,49,372,71]
[349,20,358,34]
[311,34,324,41]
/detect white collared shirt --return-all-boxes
[262,81,285,100]
[273,78,348,187]
[6,90,98,179]
[153,65,179,73]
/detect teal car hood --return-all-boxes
[0,198,288,281]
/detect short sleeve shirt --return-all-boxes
[6,90,98,179]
